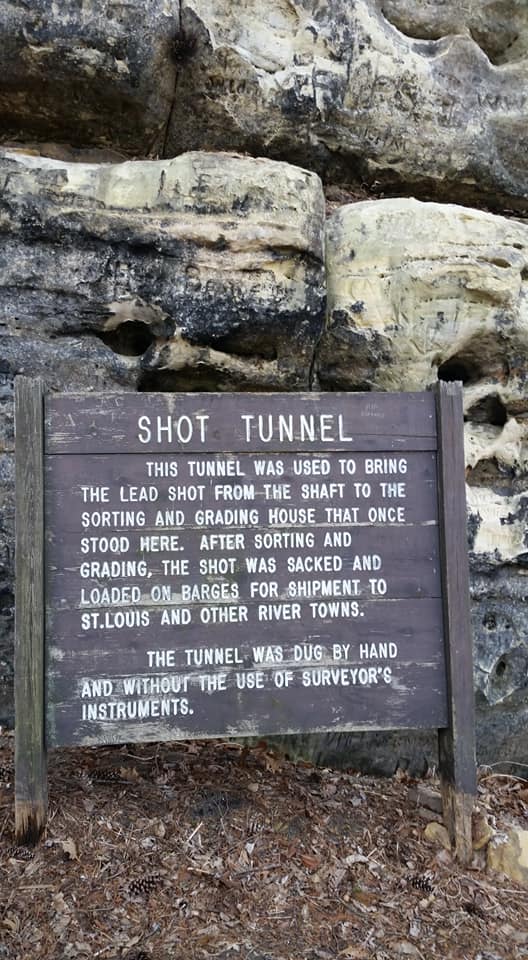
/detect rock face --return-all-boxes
[380,1,528,65]
[0,0,527,775]
[0,1,179,157]
[1,2,528,210]
[319,198,528,768]
[0,149,325,393]
[0,149,326,718]
[169,0,528,210]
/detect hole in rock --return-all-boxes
[495,658,507,678]
[99,321,156,357]
[483,612,497,631]
[490,257,513,269]
[0,586,14,614]
[466,458,513,490]
[438,357,479,384]
[212,334,278,362]
[466,394,508,427]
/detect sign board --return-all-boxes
[14,381,476,858]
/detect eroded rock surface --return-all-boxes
[0,0,180,156]
[170,0,528,209]
[319,197,528,767]
[0,149,326,718]
[379,1,528,65]
[1,2,527,210]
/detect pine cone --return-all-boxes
[92,768,122,783]
[128,874,163,897]
[407,873,434,893]
[8,846,35,860]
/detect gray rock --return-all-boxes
[1,2,527,210]
[0,149,325,395]
[0,0,179,157]
[0,149,326,720]
[170,0,528,210]
[314,197,528,774]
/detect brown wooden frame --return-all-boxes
[14,377,47,844]
[435,380,477,862]
[14,378,476,859]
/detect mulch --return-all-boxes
[0,730,527,960]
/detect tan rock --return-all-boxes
[0,149,325,393]
[320,198,528,397]
[423,821,451,851]
[319,198,528,560]
[472,812,494,851]
[380,1,528,65]
[487,828,528,886]
[172,1,528,209]
[318,198,528,753]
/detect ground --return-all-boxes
[0,730,527,960]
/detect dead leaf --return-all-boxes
[345,854,370,866]
[350,887,377,906]
[339,948,370,959]
[119,765,140,781]
[60,837,79,861]
[300,853,321,871]
[52,892,70,913]
[389,941,423,957]
[2,915,20,935]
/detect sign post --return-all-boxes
[435,381,477,863]
[14,380,476,858]
[15,377,47,844]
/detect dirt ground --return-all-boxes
[0,730,527,960]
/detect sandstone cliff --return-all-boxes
[0,0,527,773]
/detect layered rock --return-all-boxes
[0,144,527,771]
[1,2,527,211]
[379,1,528,65]
[319,198,528,768]
[0,0,179,156]
[0,149,326,718]
[170,0,528,209]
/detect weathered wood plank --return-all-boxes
[48,651,448,748]
[14,377,47,845]
[42,392,449,749]
[45,595,448,746]
[43,451,438,528]
[435,381,476,864]
[45,391,437,455]
[46,526,442,607]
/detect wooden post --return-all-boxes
[435,380,476,864]
[14,377,47,844]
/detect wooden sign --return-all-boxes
[15,381,476,859]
